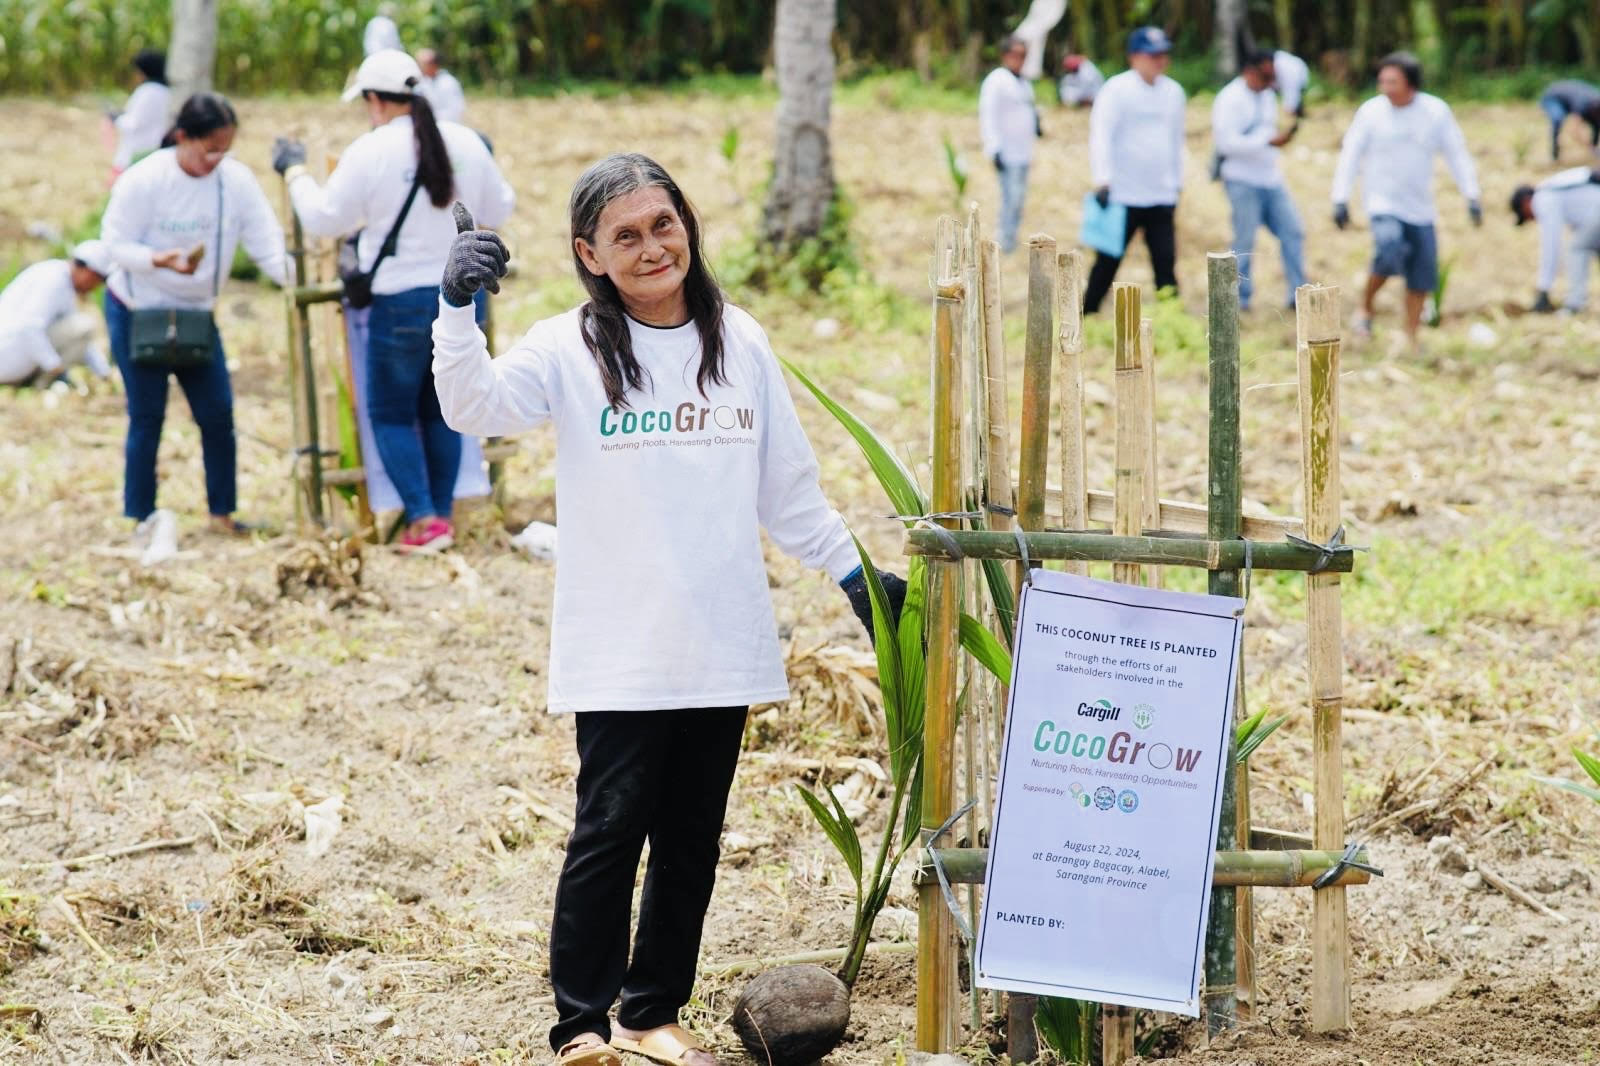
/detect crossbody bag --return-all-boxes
[129,172,224,370]
[339,175,423,309]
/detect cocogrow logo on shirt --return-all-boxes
[598,402,754,436]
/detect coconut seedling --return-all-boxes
[729,363,1008,1066]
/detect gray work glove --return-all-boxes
[271,137,307,176]
[1468,200,1483,227]
[1531,290,1555,313]
[1332,202,1350,230]
[441,202,509,308]
[1094,186,1110,208]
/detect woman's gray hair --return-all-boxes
[568,153,726,410]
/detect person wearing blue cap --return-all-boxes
[1084,26,1187,313]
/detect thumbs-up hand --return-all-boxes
[441,201,510,308]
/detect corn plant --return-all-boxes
[783,358,1008,986]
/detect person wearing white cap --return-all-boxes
[0,241,113,386]
[1084,25,1187,313]
[274,49,515,553]
[100,91,292,537]
[416,48,466,125]
[363,14,402,57]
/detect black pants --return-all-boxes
[1083,203,1179,313]
[548,706,748,1051]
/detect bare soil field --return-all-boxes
[3,89,1599,1065]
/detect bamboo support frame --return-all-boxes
[921,848,1376,888]
[1204,254,1242,1038]
[917,226,964,1053]
[1298,284,1350,1033]
[1042,488,1305,540]
[1138,317,1161,589]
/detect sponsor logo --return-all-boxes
[1068,783,1092,809]
[598,402,754,437]
[1117,789,1140,813]
[1093,786,1117,811]
[1078,698,1121,722]
[1131,704,1155,730]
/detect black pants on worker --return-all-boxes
[548,706,748,1052]
[1083,203,1179,313]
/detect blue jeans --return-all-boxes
[1224,181,1306,309]
[366,286,483,522]
[997,161,1030,254]
[104,290,236,521]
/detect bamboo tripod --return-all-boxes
[278,165,515,535]
[910,213,1367,1061]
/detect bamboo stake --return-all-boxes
[1016,235,1057,563]
[924,847,1377,887]
[976,231,1009,1025]
[1204,254,1243,1038]
[961,206,984,1036]
[1042,488,1305,540]
[917,222,964,1053]
[1111,283,1144,589]
[904,529,1352,572]
[1055,251,1087,576]
[1139,317,1162,589]
[1004,233,1057,1065]
[1297,283,1350,1033]
[1104,278,1144,1066]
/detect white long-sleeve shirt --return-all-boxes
[101,150,291,310]
[1531,167,1600,301]
[1273,51,1309,115]
[289,116,514,296]
[1058,59,1104,106]
[979,67,1038,167]
[113,81,171,170]
[1330,92,1480,226]
[418,69,466,124]
[1212,78,1282,188]
[431,300,859,713]
[0,261,106,382]
[1089,70,1187,207]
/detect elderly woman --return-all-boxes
[431,154,903,1066]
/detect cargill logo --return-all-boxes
[599,402,753,437]
[1077,698,1120,722]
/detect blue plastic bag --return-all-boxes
[1079,193,1127,257]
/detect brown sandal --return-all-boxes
[556,1039,623,1066]
[612,1025,715,1066]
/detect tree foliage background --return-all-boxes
[1,0,1597,94]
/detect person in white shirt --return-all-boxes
[432,152,906,1066]
[108,50,171,177]
[416,49,466,125]
[1058,54,1103,108]
[0,241,112,386]
[362,14,402,57]
[1509,168,1600,312]
[1332,52,1481,347]
[1212,50,1305,311]
[979,35,1040,254]
[101,93,291,536]
[275,49,515,553]
[1273,49,1310,118]
[1084,26,1186,313]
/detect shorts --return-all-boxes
[1370,215,1438,292]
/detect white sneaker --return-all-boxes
[136,509,179,567]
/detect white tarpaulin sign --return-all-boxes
[974,569,1243,1016]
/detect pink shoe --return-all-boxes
[399,517,454,553]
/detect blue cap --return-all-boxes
[1127,26,1172,55]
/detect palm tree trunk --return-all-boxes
[764,0,837,249]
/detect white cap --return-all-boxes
[71,239,113,277]
[341,49,422,102]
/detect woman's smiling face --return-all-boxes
[574,186,691,321]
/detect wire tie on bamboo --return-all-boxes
[888,510,984,560]
[917,798,978,942]
[1242,537,1254,608]
[1285,524,1365,574]
[1311,840,1385,889]
[1010,519,1034,586]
